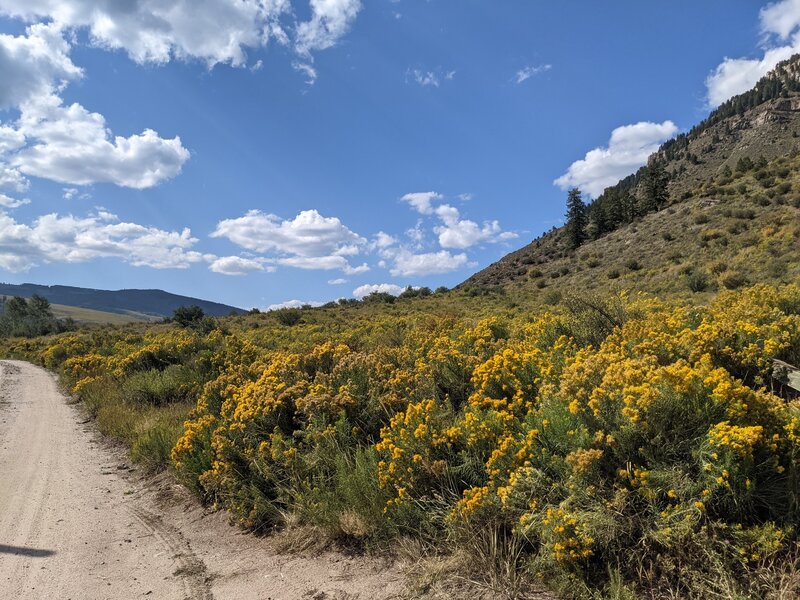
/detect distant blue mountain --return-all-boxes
[0,283,245,318]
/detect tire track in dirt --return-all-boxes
[129,505,214,600]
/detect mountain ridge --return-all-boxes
[0,283,245,318]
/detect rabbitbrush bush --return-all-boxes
[5,283,800,598]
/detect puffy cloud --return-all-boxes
[0,27,189,190]
[433,204,517,249]
[11,94,189,188]
[209,255,274,275]
[706,43,800,108]
[761,0,800,40]
[277,255,365,271]
[266,299,324,311]
[328,277,347,284]
[352,283,405,298]
[371,231,397,249]
[0,209,205,272]
[212,208,363,255]
[515,63,551,84]
[0,0,290,67]
[388,248,468,277]
[0,193,30,208]
[211,208,367,273]
[401,191,516,249]
[0,164,28,192]
[1,0,361,79]
[0,22,82,109]
[295,0,362,56]
[554,121,678,198]
[706,0,800,107]
[401,191,442,215]
[344,262,369,274]
[61,187,89,200]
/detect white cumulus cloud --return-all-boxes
[352,283,405,298]
[211,208,367,273]
[554,120,678,198]
[0,209,205,272]
[0,0,362,79]
[389,248,468,277]
[0,25,190,191]
[209,255,274,275]
[12,94,189,188]
[0,0,287,67]
[401,191,516,249]
[0,193,30,208]
[433,204,517,249]
[706,0,800,107]
[371,231,397,249]
[295,0,362,56]
[266,299,324,311]
[401,191,442,214]
[0,22,82,110]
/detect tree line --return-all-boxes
[565,161,669,249]
[0,295,74,338]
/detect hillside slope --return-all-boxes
[462,55,800,298]
[0,283,244,318]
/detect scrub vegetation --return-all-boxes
[4,280,800,599]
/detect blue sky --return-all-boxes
[0,0,798,309]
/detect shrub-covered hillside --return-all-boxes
[5,281,800,599]
[464,55,800,296]
[463,150,800,302]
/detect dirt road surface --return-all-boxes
[0,360,411,600]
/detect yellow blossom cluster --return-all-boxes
[540,507,595,563]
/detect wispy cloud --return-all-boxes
[515,63,551,84]
[408,68,455,87]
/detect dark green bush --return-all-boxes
[274,307,303,325]
[687,270,710,292]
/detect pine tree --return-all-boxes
[565,187,587,249]
[639,162,669,213]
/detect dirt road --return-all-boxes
[0,360,410,600]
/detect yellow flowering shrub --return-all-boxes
[4,281,799,587]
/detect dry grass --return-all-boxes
[49,303,155,325]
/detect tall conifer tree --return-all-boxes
[565,187,587,249]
